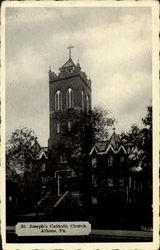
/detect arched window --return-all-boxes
[67,121,72,131]
[81,90,85,111]
[86,95,90,113]
[56,122,60,133]
[108,155,113,167]
[55,90,62,111]
[66,88,73,109]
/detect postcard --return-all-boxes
[1,1,159,250]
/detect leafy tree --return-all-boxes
[6,127,38,181]
[91,106,115,142]
[142,106,152,130]
[49,106,115,173]
[121,106,152,227]
[6,127,42,211]
[121,124,143,171]
[121,106,152,171]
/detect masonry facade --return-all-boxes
[48,57,91,149]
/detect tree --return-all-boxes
[142,106,152,130]
[121,105,152,172]
[91,106,115,142]
[49,106,115,172]
[6,127,38,181]
[6,127,42,211]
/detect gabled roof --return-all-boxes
[30,140,48,160]
[42,147,48,155]
[34,148,48,160]
[108,131,121,151]
[59,58,75,70]
[95,141,108,152]
[30,139,41,154]
[90,131,127,156]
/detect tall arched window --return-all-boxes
[55,90,62,111]
[81,90,85,111]
[56,122,60,133]
[67,121,72,131]
[86,95,90,113]
[66,88,73,109]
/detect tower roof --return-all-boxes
[59,58,75,70]
[49,48,91,88]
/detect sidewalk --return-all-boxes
[91,229,152,241]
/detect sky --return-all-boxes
[5,6,152,146]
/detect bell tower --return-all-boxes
[48,46,92,150]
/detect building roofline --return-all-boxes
[90,143,127,156]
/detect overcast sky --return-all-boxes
[6,7,152,146]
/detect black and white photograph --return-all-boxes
[1,1,159,249]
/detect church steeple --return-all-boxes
[49,45,91,89]
[59,58,75,72]
[58,45,75,75]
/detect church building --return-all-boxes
[38,46,150,228]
